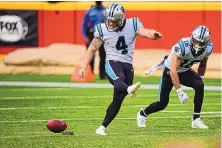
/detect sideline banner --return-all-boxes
[0,10,38,46]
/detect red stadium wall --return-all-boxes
[38,11,76,47]
[0,2,221,53]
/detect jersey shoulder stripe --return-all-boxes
[96,24,103,37]
[133,17,137,33]
[178,40,185,56]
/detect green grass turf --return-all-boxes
[0,74,221,86]
[0,86,221,148]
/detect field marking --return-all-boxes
[0,129,219,139]
[1,95,159,100]
[0,115,220,123]
[0,103,220,110]
[0,86,221,93]
[0,88,78,92]
[1,94,221,100]
[0,81,221,90]
[0,134,53,139]
[0,105,221,113]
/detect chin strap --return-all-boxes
[195,49,199,54]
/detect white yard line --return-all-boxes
[1,94,221,100]
[0,105,221,112]
[0,88,78,92]
[0,129,219,139]
[0,134,53,139]
[0,87,221,95]
[1,94,174,100]
[0,81,221,90]
[1,95,159,100]
[0,115,220,123]
[2,95,110,100]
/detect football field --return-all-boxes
[0,75,221,148]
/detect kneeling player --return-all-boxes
[138,25,213,129]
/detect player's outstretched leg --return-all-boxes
[137,67,173,127]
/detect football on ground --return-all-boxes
[47,120,67,133]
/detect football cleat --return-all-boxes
[96,125,107,136]
[127,82,141,97]
[137,108,147,127]
[192,118,208,129]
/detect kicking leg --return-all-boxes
[96,61,139,135]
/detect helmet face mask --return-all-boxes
[191,37,208,54]
[106,19,121,30]
[190,26,210,55]
[104,3,125,31]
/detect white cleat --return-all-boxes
[137,108,147,128]
[192,118,208,129]
[127,82,141,97]
[96,125,107,136]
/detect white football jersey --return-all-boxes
[164,37,214,73]
[94,17,143,64]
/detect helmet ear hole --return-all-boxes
[118,20,123,26]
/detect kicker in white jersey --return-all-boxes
[79,3,162,135]
[164,37,214,73]
[94,17,143,64]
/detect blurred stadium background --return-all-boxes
[0,1,221,78]
[0,1,221,148]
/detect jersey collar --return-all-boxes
[190,47,206,58]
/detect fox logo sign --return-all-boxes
[0,15,28,42]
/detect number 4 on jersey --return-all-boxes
[116,36,128,54]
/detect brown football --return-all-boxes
[46,120,67,133]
